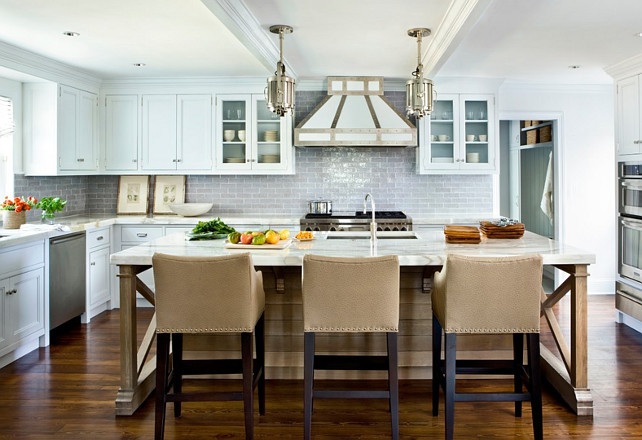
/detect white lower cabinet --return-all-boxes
[0,239,45,367]
[84,227,112,322]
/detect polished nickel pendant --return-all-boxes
[266,25,295,117]
[406,28,433,119]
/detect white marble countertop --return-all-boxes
[110,230,595,267]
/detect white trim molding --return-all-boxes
[0,41,100,92]
[605,54,642,81]
[200,0,297,79]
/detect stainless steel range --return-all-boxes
[300,211,412,232]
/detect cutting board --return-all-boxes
[224,239,292,250]
[443,225,481,244]
[479,221,525,239]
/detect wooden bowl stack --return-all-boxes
[479,221,525,238]
[443,225,481,244]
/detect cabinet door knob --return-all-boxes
[132,159,138,163]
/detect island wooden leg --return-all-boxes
[540,264,593,416]
[115,264,156,416]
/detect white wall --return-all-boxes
[0,76,21,195]
[499,83,615,294]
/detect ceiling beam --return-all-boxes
[423,0,492,77]
[200,0,298,79]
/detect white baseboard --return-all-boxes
[0,338,40,369]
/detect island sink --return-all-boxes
[326,231,418,240]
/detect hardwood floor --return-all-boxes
[0,295,641,439]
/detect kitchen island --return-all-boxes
[111,230,595,416]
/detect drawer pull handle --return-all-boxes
[96,236,104,241]
[6,289,16,295]
[77,158,85,162]
[137,233,148,238]
[90,262,96,266]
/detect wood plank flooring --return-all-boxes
[0,295,641,439]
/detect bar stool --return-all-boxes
[152,252,266,440]
[431,254,543,440]
[302,254,400,440]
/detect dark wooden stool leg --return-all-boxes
[444,333,456,440]
[432,314,442,417]
[528,333,543,440]
[155,333,170,440]
[304,332,315,440]
[256,313,266,416]
[242,332,254,440]
[387,332,399,440]
[172,333,183,417]
[513,333,523,417]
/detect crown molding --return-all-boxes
[0,41,101,91]
[604,54,642,80]
[200,0,297,80]
[499,81,612,95]
[423,0,492,77]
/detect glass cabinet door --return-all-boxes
[463,99,490,165]
[254,98,282,166]
[219,96,250,168]
[428,95,459,168]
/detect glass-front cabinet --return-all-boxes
[417,93,496,174]
[216,94,293,173]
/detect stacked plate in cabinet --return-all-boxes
[443,225,481,244]
[264,130,278,142]
[479,221,525,238]
[259,154,280,163]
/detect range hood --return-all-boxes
[294,77,417,147]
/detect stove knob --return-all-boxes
[329,227,336,231]
[314,227,321,232]
[305,226,312,231]
[392,227,399,231]
[401,227,407,231]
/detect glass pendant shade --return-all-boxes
[266,67,295,116]
[406,77,433,118]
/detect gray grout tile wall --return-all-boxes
[11,90,493,221]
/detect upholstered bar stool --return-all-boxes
[302,254,400,440]
[431,254,543,440]
[152,252,266,440]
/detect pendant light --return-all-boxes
[406,28,433,119]
[266,25,295,117]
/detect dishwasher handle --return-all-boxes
[50,232,86,245]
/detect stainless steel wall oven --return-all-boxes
[618,162,642,284]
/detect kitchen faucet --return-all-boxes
[363,193,376,242]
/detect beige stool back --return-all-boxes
[152,252,265,333]
[302,254,400,332]
[432,254,543,334]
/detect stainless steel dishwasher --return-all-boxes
[49,231,86,330]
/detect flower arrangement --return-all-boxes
[1,196,37,213]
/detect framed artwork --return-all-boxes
[153,175,186,214]
[117,175,150,215]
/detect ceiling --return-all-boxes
[0,0,641,84]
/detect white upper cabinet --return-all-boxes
[104,95,139,171]
[23,83,98,175]
[215,94,293,174]
[141,94,212,172]
[617,75,641,156]
[417,94,496,174]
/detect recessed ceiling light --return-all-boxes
[568,65,581,69]
[62,31,79,37]
[133,63,146,67]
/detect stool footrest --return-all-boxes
[455,392,532,402]
[181,358,260,375]
[314,354,389,371]
[167,391,244,402]
[315,390,390,399]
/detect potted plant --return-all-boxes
[36,197,67,225]
[1,196,37,229]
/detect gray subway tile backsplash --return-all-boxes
[10,90,492,221]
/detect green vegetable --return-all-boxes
[192,217,236,235]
